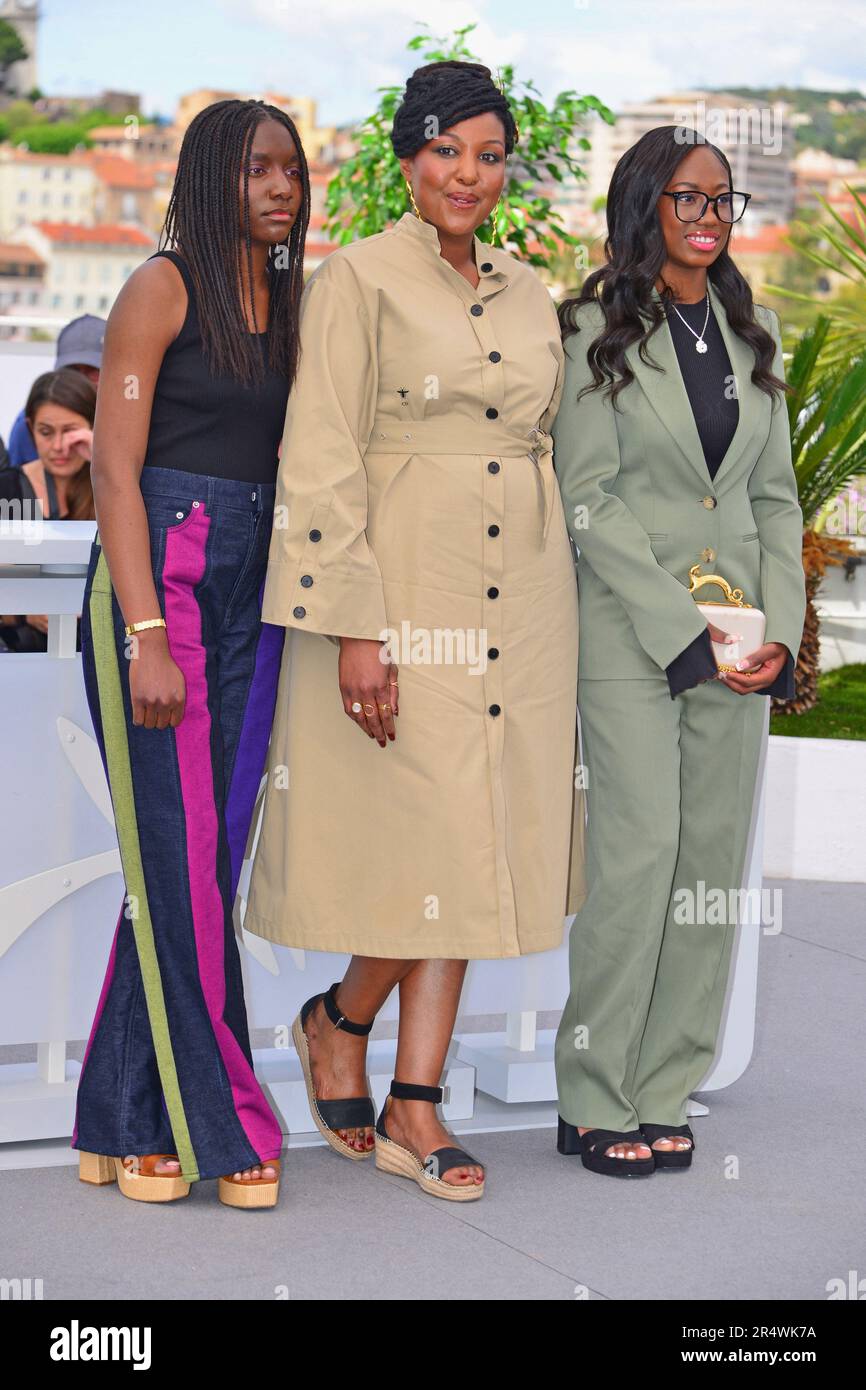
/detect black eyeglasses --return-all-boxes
[661,190,751,224]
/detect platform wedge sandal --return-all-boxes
[375,1080,485,1202]
[78,1151,190,1202]
[218,1158,281,1209]
[291,981,376,1160]
[639,1122,695,1169]
[557,1119,655,1178]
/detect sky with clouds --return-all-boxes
[37,0,866,125]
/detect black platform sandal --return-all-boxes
[291,982,375,1160]
[640,1122,695,1169]
[557,1117,655,1178]
[375,1081,485,1202]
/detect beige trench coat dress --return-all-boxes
[243,210,586,958]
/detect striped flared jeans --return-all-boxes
[71,466,285,1182]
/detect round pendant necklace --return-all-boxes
[669,292,710,353]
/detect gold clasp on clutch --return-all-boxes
[687,564,752,608]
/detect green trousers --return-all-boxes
[554,674,767,1131]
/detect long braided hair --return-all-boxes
[161,99,310,389]
[559,126,785,407]
[391,60,518,159]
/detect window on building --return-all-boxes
[74,294,84,309]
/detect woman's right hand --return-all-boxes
[705,620,743,675]
[339,636,397,746]
[128,629,186,729]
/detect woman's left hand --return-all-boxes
[62,428,93,464]
[719,641,788,694]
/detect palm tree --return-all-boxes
[766,185,866,369]
[772,315,866,714]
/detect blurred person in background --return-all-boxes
[0,368,95,652]
[4,316,104,468]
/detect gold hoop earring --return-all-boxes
[405,180,423,221]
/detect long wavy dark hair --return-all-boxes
[559,126,786,407]
[161,99,310,389]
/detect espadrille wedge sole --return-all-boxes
[375,1081,485,1202]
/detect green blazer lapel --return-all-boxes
[708,279,767,488]
[624,297,712,491]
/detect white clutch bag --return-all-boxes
[687,564,766,672]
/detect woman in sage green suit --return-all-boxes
[552,127,806,1178]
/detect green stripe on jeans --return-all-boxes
[88,550,199,1182]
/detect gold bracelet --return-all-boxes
[124,617,167,637]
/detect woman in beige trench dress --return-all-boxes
[244,60,586,1202]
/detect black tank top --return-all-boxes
[142,249,289,484]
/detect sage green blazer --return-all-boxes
[552,281,807,680]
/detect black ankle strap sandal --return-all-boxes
[374,1079,485,1202]
[640,1122,695,1169]
[557,1116,655,1178]
[316,981,374,1036]
[291,983,376,1160]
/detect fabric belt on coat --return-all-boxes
[365,416,557,547]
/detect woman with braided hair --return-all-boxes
[245,61,586,1202]
[71,99,310,1208]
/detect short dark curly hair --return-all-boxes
[390,60,517,159]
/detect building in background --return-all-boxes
[0,150,96,239]
[793,146,863,211]
[561,91,796,235]
[87,122,180,162]
[90,154,156,231]
[0,238,44,321]
[32,90,141,120]
[14,221,154,317]
[0,0,40,99]
[176,88,337,161]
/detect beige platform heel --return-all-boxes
[218,1157,281,1209]
[78,1150,190,1202]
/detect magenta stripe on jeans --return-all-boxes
[162,508,282,1160]
[72,898,124,1145]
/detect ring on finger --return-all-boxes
[350,701,363,714]
[363,703,376,716]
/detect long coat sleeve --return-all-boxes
[261,254,388,642]
[553,301,710,672]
